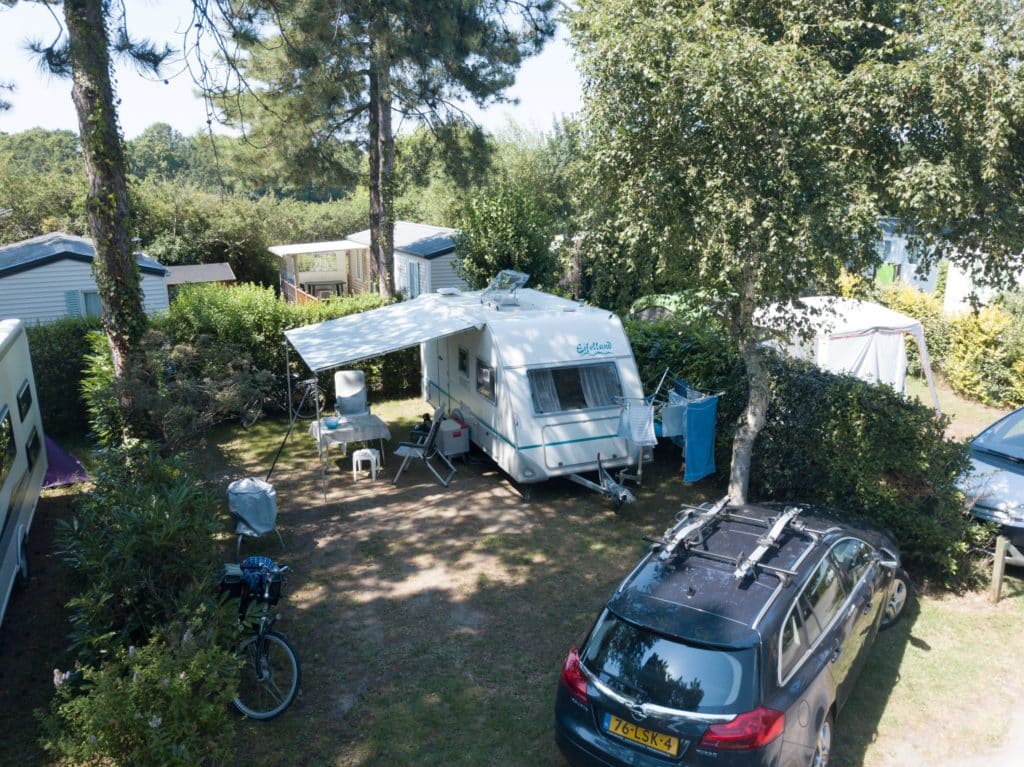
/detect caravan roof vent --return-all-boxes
[436,287,461,296]
[481,270,529,307]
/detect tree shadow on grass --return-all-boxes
[831,585,922,767]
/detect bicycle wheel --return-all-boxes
[233,631,301,720]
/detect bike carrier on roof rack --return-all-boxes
[652,499,829,588]
[733,505,803,580]
[657,495,731,561]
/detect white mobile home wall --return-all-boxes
[422,308,645,484]
[0,319,47,629]
[395,252,467,298]
[0,259,169,324]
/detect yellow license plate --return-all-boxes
[604,713,680,756]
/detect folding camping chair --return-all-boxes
[334,370,369,416]
[392,407,457,487]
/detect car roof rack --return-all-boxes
[657,495,731,561]
[651,500,823,586]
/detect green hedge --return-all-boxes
[25,317,101,438]
[752,358,975,580]
[159,283,420,402]
[624,319,978,581]
[945,302,1024,408]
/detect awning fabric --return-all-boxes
[284,293,483,372]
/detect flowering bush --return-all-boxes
[41,613,238,767]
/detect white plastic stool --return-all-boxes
[352,448,380,481]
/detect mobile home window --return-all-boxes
[476,359,496,402]
[17,381,32,421]
[527,362,622,414]
[0,408,15,489]
[458,347,469,375]
[408,262,421,298]
[83,291,103,319]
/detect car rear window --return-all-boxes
[581,611,756,714]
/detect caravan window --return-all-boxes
[477,359,496,402]
[528,362,622,414]
[25,427,41,473]
[0,407,15,489]
[17,380,32,421]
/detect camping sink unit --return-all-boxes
[285,272,651,501]
[0,319,47,630]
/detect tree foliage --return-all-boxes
[202,0,556,295]
[572,0,1024,501]
[454,181,559,290]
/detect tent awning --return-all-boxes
[284,294,483,372]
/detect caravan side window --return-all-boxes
[527,362,622,414]
[25,427,41,473]
[17,381,32,422]
[476,359,496,402]
[0,407,15,489]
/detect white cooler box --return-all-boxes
[439,419,469,457]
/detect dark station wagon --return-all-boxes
[555,498,909,767]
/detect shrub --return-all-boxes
[80,331,123,448]
[40,613,238,767]
[161,283,420,403]
[945,302,1024,408]
[25,317,99,438]
[55,444,223,659]
[752,358,977,581]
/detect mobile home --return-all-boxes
[284,274,650,492]
[0,319,47,629]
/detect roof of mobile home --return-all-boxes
[269,221,457,260]
[0,232,168,277]
[285,287,626,373]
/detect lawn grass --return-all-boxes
[906,374,1011,441]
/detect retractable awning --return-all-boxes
[284,293,483,372]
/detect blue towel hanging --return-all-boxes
[683,394,718,483]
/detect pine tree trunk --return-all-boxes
[378,56,395,298]
[63,0,146,379]
[367,29,395,298]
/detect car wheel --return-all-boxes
[811,712,833,767]
[880,568,911,629]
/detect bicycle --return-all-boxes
[241,372,327,427]
[219,556,301,720]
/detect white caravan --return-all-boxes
[0,319,47,629]
[285,273,650,497]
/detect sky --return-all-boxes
[0,1,582,140]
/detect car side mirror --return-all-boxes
[878,548,900,569]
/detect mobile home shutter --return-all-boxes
[64,290,82,317]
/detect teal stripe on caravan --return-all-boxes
[427,379,622,452]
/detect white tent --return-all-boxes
[766,297,941,414]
